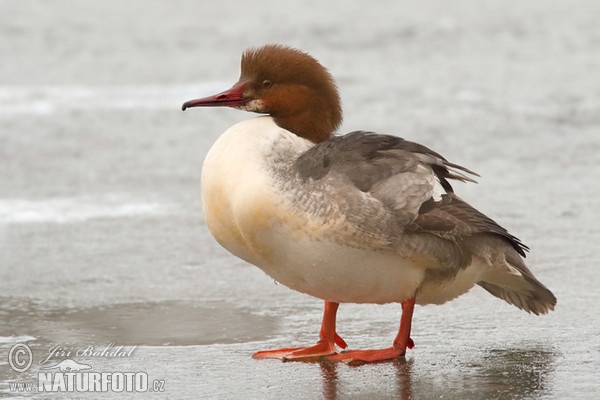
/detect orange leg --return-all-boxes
[327,297,416,365]
[252,301,347,361]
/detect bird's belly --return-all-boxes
[416,259,485,305]
[253,230,427,304]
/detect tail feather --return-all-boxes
[471,237,557,315]
[478,276,556,315]
[465,235,556,315]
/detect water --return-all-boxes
[1,0,599,398]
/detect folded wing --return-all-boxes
[295,131,556,314]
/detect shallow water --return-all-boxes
[1,0,599,399]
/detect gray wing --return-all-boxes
[295,130,527,256]
[295,131,478,225]
[407,194,529,257]
[296,131,477,192]
[295,131,556,314]
[295,130,480,230]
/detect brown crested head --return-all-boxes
[182,44,342,143]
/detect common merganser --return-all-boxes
[182,44,556,364]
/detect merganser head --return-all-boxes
[182,44,342,143]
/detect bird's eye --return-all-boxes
[262,80,273,88]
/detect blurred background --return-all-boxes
[1,1,599,399]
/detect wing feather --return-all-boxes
[294,130,527,258]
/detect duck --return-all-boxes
[182,44,556,364]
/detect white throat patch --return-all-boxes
[238,99,266,112]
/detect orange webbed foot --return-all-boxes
[326,347,405,366]
[252,333,348,361]
[325,337,414,365]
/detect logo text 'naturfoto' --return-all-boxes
[7,343,165,394]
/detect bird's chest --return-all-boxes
[203,187,283,268]
[200,118,308,267]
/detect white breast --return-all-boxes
[201,117,310,266]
